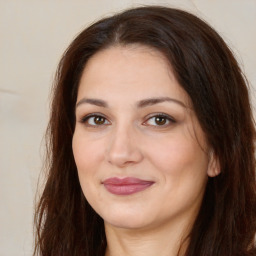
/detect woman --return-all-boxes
[34,6,256,256]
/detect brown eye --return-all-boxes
[155,116,167,125]
[144,114,176,127]
[81,114,110,126]
[94,116,105,125]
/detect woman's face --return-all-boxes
[72,45,218,230]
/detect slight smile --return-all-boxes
[102,177,155,196]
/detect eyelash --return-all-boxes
[79,113,110,127]
[79,113,176,128]
[143,113,176,127]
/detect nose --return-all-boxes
[106,125,143,168]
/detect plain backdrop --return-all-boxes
[0,0,255,255]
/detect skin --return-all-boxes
[72,45,219,256]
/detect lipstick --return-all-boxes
[102,177,154,195]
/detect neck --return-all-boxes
[104,219,191,256]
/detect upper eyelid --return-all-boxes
[144,113,176,122]
[79,112,108,121]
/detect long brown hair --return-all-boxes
[34,6,256,256]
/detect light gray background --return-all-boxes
[0,0,255,255]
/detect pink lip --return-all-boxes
[102,177,154,195]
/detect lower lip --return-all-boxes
[103,183,154,195]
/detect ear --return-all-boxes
[207,150,221,177]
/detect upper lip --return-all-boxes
[102,177,154,185]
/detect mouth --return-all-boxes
[102,177,155,195]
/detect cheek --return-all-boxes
[72,131,105,172]
[143,132,209,191]
[146,134,206,169]
[146,135,208,214]
[72,130,106,200]
[72,131,108,209]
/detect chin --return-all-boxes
[105,217,150,230]
[101,207,153,230]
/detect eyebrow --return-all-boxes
[76,98,108,108]
[136,97,186,108]
[76,97,186,109]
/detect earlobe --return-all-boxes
[207,150,221,177]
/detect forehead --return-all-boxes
[77,45,191,107]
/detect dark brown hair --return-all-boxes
[34,6,256,256]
